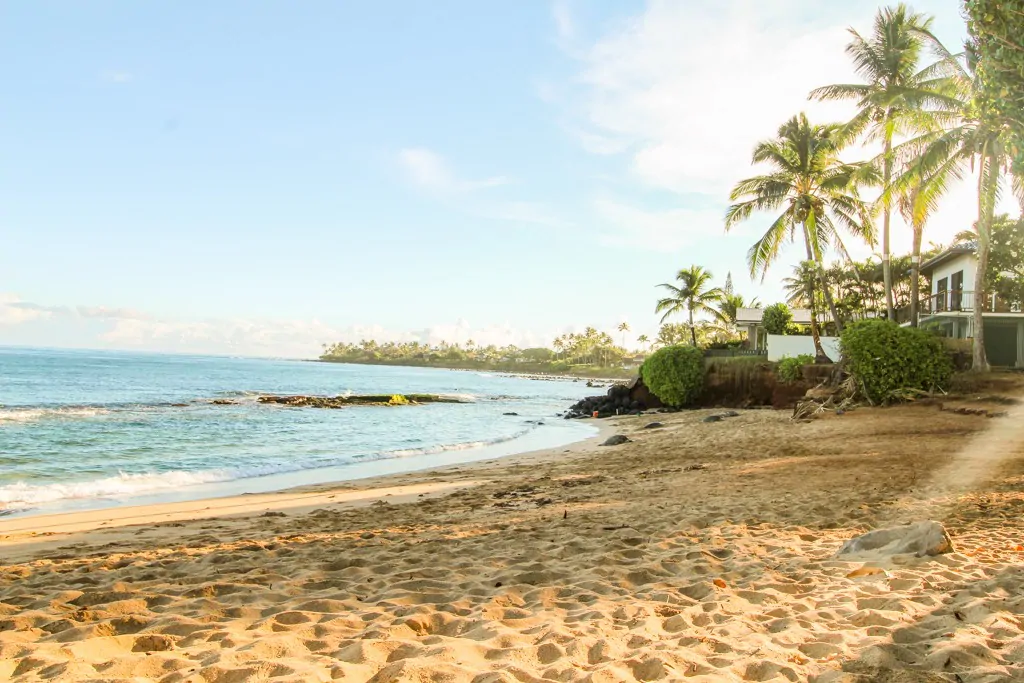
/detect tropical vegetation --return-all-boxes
[840,319,954,403]
[639,345,706,408]
[724,113,874,360]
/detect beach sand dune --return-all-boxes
[4,389,1024,682]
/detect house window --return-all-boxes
[936,277,948,311]
[950,270,963,310]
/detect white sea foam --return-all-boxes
[385,428,531,457]
[0,406,111,424]
[0,427,541,512]
[439,393,479,402]
[0,463,300,511]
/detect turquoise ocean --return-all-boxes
[0,347,597,517]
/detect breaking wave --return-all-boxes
[0,425,541,513]
[0,406,112,424]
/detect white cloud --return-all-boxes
[396,147,571,229]
[397,148,508,194]
[100,70,133,83]
[76,305,148,320]
[593,198,724,250]
[552,0,575,44]
[0,292,592,357]
[569,2,858,196]
[0,294,54,325]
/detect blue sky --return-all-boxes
[0,0,990,357]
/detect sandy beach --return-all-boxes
[4,381,1024,682]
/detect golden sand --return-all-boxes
[3,392,1024,682]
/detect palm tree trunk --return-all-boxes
[972,152,998,372]
[802,225,828,361]
[815,265,844,334]
[688,308,697,347]
[882,131,896,321]
[910,219,923,327]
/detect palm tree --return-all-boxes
[810,3,941,322]
[725,113,875,360]
[783,262,817,309]
[716,293,761,326]
[655,265,724,347]
[637,334,649,352]
[896,169,946,325]
[617,322,630,348]
[893,37,1022,370]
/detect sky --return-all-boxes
[0,0,1011,357]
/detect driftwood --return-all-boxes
[792,374,859,420]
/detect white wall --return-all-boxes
[930,254,977,297]
[767,334,842,362]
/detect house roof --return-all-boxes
[735,307,830,325]
[920,243,976,274]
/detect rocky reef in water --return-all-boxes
[256,394,468,408]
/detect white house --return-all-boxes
[918,243,1024,367]
[735,307,830,350]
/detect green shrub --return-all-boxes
[777,354,815,383]
[840,320,954,404]
[640,345,705,407]
[762,303,793,335]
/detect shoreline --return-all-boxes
[315,357,637,382]
[0,417,600,522]
[0,419,615,559]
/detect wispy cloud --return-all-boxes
[396,147,571,229]
[77,305,148,320]
[566,2,857,196]
[593,198,727,251]
[552,0,575,44]
[0,293,624,357]
[100,70,133,84]
[397,148,509,194]
[0,295,55,325]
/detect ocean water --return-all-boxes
[0,347,598,517]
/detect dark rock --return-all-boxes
[503,412,519,416]
[211,399,238,405]
[601,435,631,446]
[702,415,722,423]
[258,394,467,409]
[627,376,663,409]
[643,422,665,429]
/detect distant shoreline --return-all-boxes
[314,357,635,382]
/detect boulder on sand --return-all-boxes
[601,435,631,446]
[836,521,954,559]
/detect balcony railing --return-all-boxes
[894,291,1022,324]
[924,290,1022,315]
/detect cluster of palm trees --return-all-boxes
[724,4,1021,370]
[551,327,628,366]
[654,265,759,347]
